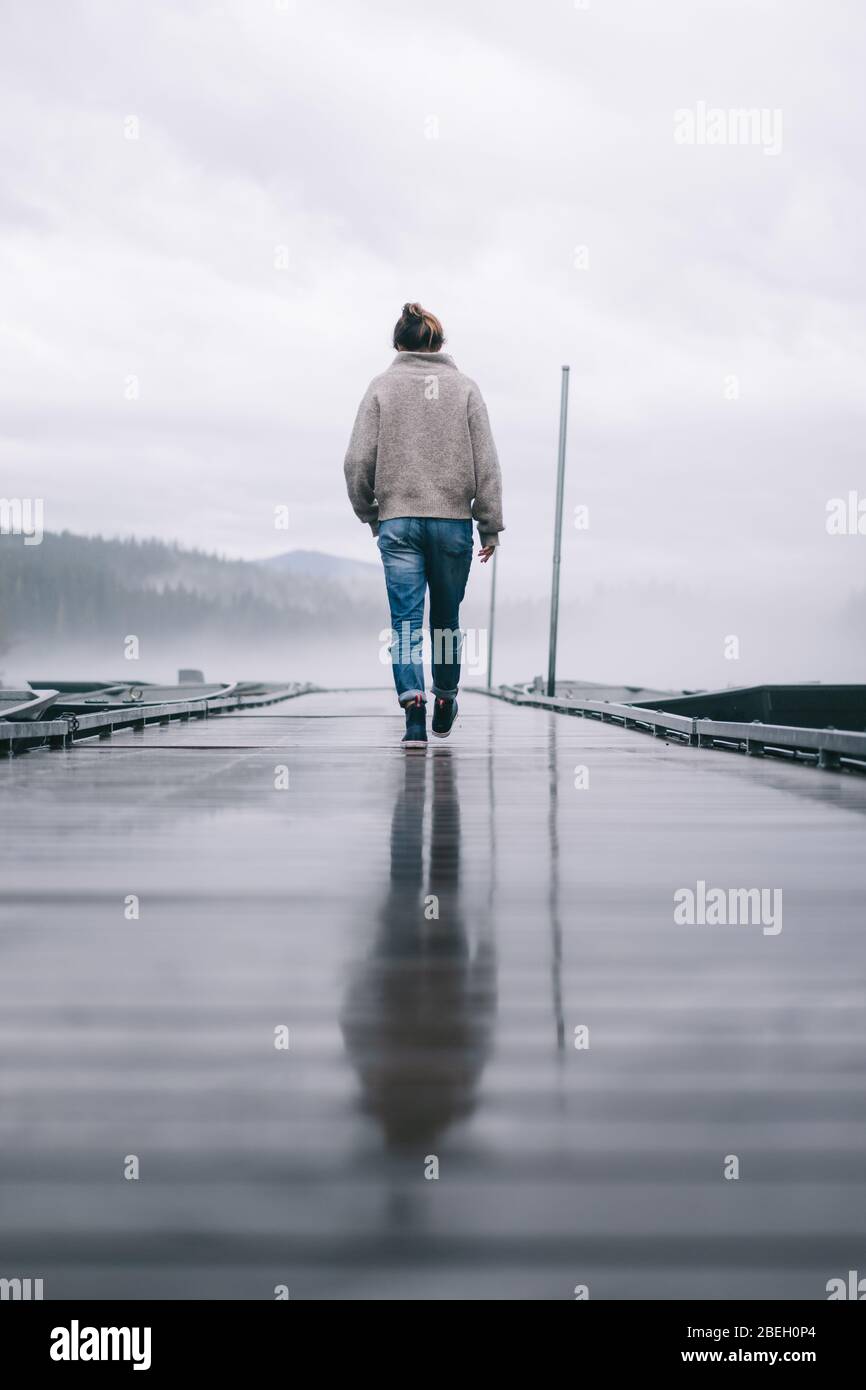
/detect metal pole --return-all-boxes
[547,365,570,697]
[487,546,498,689]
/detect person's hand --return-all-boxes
[478,545,496,564]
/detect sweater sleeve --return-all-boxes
[467,391,504,547]
[343,384,380,529]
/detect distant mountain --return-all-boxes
[259,549,379,580]
[5,531,862,689]
[0,530,381,658]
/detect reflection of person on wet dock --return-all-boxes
[340,752,496,1154]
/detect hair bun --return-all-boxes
[393,302,445,352]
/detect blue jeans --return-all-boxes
[378,517,474,704]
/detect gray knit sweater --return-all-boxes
[343,350,504,547]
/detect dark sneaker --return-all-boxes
[432,695,458,739]
[402,695,427,748]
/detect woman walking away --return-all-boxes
[343,303,504,748]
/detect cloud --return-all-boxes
[1,0,863,641]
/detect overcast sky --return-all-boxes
[1,0,864,613]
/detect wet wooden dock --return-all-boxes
[1,689,865,1299]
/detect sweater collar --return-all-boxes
[389,351,457,370]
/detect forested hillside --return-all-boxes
[0,531,379,657]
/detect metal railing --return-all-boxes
[476,684,866,772]
[0,683,318,756]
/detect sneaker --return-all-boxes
[402,695,427,748]
[431,695,458,739]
